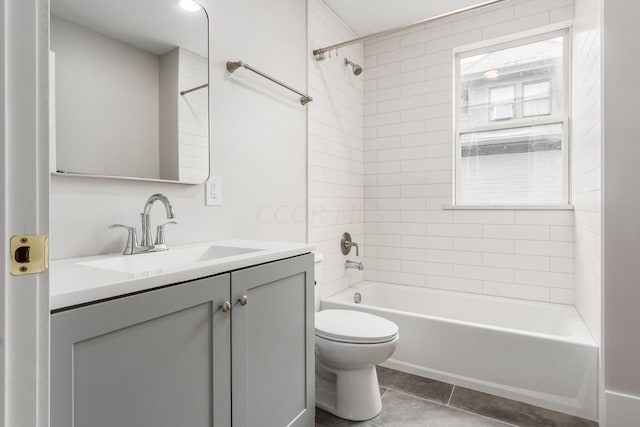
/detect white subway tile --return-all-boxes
[379,271,426,287]
[427,249,482,266]
[377,69,426,90]
[364,257,402,272]
[403,260,453,277]
[454,237,514,253]
[427,223,483,238]
[377,95,426,114]
[515,211,574,226]
[550,226,574,242]
[363,111,401,128]
[377,43,426,66]
[455,265,514,283]
[550,257,574,273]
[550,5,575,23]
[402,235,453,250]
[515,0,574,18]
[483,253,549,271]
[549,288,574,305]
[378,146,426,162]
[483,224,550,240]
[377,172,426,186]
[482,12,550,40]
[515,270,574,289]
[453,210,515,224]
[452,6,514,34]
[426,276,482,294]
[483,281,550,302]
[515,240,574,257]
[377,120,426,138]
[378,222,426,236]
[364,37,401,56]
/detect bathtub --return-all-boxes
[321,281,598,421]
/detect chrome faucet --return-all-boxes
[345,260,363,270]
[109,193,177,255]
[141,193,176,247]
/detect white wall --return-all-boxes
[362,0,577,304]
[307,0,364,298]
[51,15,160,179]
[50,0,308,260]
[603,0,640,421]
[572,0,602,344]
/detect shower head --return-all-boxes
[344,58,363,76]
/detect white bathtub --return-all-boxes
[322,281,598,421]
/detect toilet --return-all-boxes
[313,254,399,421]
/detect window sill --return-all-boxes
[443,204,574,211]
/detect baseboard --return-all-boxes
[605,389,640,426]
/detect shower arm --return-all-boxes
[312,0,507,60]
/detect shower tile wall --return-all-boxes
[362,0,577,304]
[308,0,365,298]
[572,0,602,343]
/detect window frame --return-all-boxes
[452,26,572,207]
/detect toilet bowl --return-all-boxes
[314,309,399,421]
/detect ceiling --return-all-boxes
[323,0,492,36]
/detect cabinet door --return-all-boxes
[231,254,314,427]
[51,274,231,427]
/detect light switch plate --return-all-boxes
[205,176,222,206]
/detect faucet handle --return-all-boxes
[155,221,177,246]
[109,224,139,255]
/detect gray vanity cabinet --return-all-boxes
[51,273,233,427]
[51,253,314,427]
[231,254,315,427]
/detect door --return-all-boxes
[0,0,50,426]
[51,274,231,427]
[231,254,314,427]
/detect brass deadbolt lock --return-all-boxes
[10,234,49,276]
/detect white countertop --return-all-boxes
[50,240,314,311]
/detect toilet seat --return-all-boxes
[315,309,398,344]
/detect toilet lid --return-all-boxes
[315,310,399,344]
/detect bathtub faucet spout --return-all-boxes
[345,260,363,270]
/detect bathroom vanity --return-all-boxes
[50,241,315,427]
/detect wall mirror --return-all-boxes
[50,0,210,184]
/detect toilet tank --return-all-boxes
[314,253,324,311]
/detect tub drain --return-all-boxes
[354,292,362,304]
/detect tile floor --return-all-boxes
[316,367,598,427]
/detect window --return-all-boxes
[454,30,570,205]
[489,85,515,121]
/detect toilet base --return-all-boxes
[315,361,382,421]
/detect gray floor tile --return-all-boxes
[372,390,510,427]
[449,386,598,427]
[315,408,376,427]
[376,366,453,404]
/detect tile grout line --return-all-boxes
[377,388,519,427]
[451,406,520,427]
[446,385,455,406]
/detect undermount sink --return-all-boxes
[78,245,262,274]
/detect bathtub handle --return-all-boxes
[341,232,359,256]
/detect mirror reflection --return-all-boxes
[50,0,209,183]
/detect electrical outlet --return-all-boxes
[205,176,222,206]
